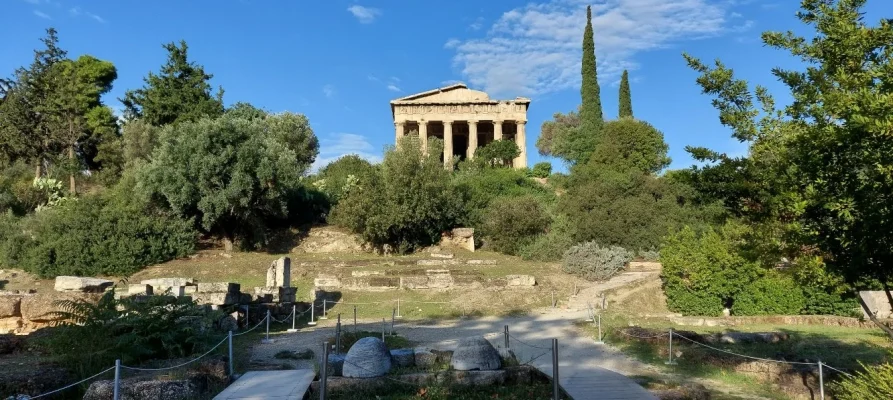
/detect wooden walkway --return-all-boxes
[213,369,314,400]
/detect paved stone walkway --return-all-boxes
[213,370,314,400]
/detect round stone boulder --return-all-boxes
[450,336,501,371]
[343,337,392,378]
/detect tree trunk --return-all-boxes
[856,291,893,341]
[34,160,42,180]
[68,119,76,195]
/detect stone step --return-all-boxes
[213,369,315,400]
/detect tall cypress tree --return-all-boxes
[619,69,633,118]
[580,5,603,134]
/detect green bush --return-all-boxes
[638,249,660,262]
[832,360,893,400]
[313,155,377,203]
[4,195,195,278]
[733,275,806,315]
[789,256,860,317]
[660,224,764,316]
[562,242,632,281]
[454,166,554,229]
[473,140,520,168]
[331,137,463,253]
[519,213,578,262]
[531,162,552,178]
[481,195,551,255]
[0,161,42,215]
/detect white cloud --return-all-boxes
[448,0,745,98]
[469,16,485,31]
[33,10,51,19]
[367,75,380,82]
[347,5,381,24]
[70,6,106,23]
[311,133,383,172]
[322,84,336,98]
[387,84,401,92]
[444,38,461,49]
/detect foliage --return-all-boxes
[660,225,763,316]
[577,5,603,158]
[331,137,464,253]
[789,256,859,317]
[619,69,633,118]
[314,154,377,203]
[453,165,554,229]
[137,111,317,248]
[0,161,42,214]
[2,194,195,278]
[536,107,579,157]
[531,162,552,178]
[562,242,632,281]
[481,196,551,255]
[733,275,806,315]
[473,140,520,168]
[31,176,68,212]
[638,249,660,262]
[832,360,893,400]
[588,119,670,174]
[121,40,224,126]
[519,213,578,262]
[41,290,220,380]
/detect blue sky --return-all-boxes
[1,0,889,172]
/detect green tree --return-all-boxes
[588,119,670,174]
[331,136,463,253]
[121,41,224,126]
[536,108,579,157]
[619,69,633,118]
[314,154,377,203]
[473,140,520,168]
[531,162,552,178]
[137,112,318,250]
[682,0,893,336]
[482,195,551,255]
[580,5,603,137]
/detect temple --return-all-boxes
[390,83,530,168]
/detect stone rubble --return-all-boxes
[53,276,114,293]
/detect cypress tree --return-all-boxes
[580,5,603,134]
[619,69,633,118]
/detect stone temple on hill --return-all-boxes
[389,83,530,169]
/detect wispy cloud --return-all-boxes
[33,10,51,19]
[311,133,383,171]
[347,5,381,24]
[448,0,747,98]
[469,16,485,31]
[369,76,402,93]
[322,84,336,98]
[387,84,401,92]
[70,6,106,23]
[444,38,461,49]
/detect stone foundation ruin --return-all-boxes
[314,268,535,291]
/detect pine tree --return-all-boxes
[619,70,633,118]
[580,5,603,134]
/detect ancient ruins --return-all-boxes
[390,83,530,168]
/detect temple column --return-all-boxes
[493,120,503,141]
[418,121,428,154]
[394,122,405,147]
[467,120,478,160]
[514,121,527,168]
[443,121,454,168]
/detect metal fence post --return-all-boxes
[396,298,402,318]
[335,314,342,355]
[665,328,676,365]
[504,325,510,349]
[308,301,317,326]
[262,309,273,344]
[391,308,396,335]
[595,314,604,345]
[320,342,329,400]
[353,305,357,333]
[551,339,559,400]
[228,330,234,377]
[288,304,298,333]
[818,361,825,400]
[320,299,328,320]
[381,318,386,341]
[113,359,121,400]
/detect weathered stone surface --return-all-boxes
[450,336,501,371]
[414,347,438,368]
[218,314,238,332]
[466,259,497,265]
[430,252,454,259]
[254,287,276,303]
[140,277,194,287]
[192,292,239,306]
[453,228,474,239]
[0,316,24,334]
[401,276,429,290]
[343,337,392,378]
[440,228,475,252]
[183,286,197,295]
[859,290,893,319]
[83,379,197,400]
[505,275,536,287]
[21,292,99,322]
[390,348,415,368]
[127,284,153,296]
[266,257,291,288]
[417,259,459,266]
[351,271,385,277]
[239,293,252,304]
[0,295,22,318]
[53,276,114,292]
[426,270,453,289]
[326,353,346,377]
[196,282,240,293]
[314,275,342,289]
[293,226,364,253]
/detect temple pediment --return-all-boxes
[391,83,494,104]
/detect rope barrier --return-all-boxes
[614,328,669,339]
[121,335,229,372]
[519,349,553,367]
[269,307,295,324]
[821,363,855,378]
[671,332,817,365]
[508,333,553,350]
[233,314,269,337]
[28,366,115,399]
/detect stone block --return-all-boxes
[254,287,277,303]
[0,295,22,318]
[400,276,429,289]
[326,353,346,377]
[21,292,99,322]
[196,282,240,293]
[127,284,153,296]
[343,337,392,378]
[430,252,454,259]
[414,347,438,368]
[505,275,536,287]
[84,378,197,400]
[192,292,240,306]
[466,259,497,265]
[239,293,252,304]
[426,270,453,289]
[351,271,385,277]
[314,275,342,289]
[54,276,114,293]
[183,286,197,295]
[140,278,194,287]
[450,336,501,371]
[390,349,415,368]
[266,257,291,288]
[859,291,893,319]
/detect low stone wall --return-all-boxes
[314,269,535,291]
[670,314,878,329]
[0,291,101,334]
[310,366,541,393]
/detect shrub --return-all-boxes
[454,165,554,229]
[519,213,578,262]
[789,256,860,317]
[331,137,464,253]
[314,155,377,203]
[531,162,552,178]
[832,360,893,400]
[733,275,806,315]
[562,242,632,281]
[588,118,671,174]
[474,140,520,168]
[482,196,551,255]
[5,195,195,278]
[638,249,660,262]
[0,161,42,215]
[660,224,764,316]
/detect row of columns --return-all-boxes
[394,120,527,168]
